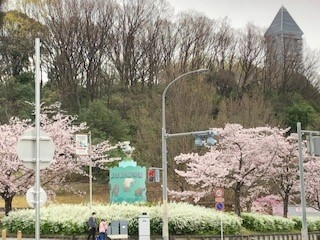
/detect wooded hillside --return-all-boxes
[1,0,320,199]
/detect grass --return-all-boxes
[0,182,109,209]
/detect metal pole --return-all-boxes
[162,69,209,240]
[220,211,223,240]
[89,131,92,210]
[35,37,41,240]
[167,130,213,138]
[297,122,308,240]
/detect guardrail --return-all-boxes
[2,232,320,240]
[128,233,320,240]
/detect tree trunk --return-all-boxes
[283,193,289,218]
[4,196,13,216]
[234,185,241,216]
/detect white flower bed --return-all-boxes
[1,202,242,235]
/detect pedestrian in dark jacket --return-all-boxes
[87,212,98,240]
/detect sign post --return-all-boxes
[214,188,224,240]
[15,38,55,240]
[75,133,92,209]
[26,187,47,208]
[214,187,224,198]
[17,129,55,170]
[17,128,55,217]
[75,134,89,155]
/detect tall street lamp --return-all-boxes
[161,69,209,240]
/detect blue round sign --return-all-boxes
[215,202,224,211]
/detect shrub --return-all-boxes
[241,212,295,232]
[1,203,242,235]
[292,217,320,231]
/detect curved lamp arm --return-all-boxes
[161,68,209,240]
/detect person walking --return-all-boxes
[87,212,98,240]
[98,219,108,240]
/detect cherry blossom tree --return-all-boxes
[0,103,118,215]
[0,117,32,215]
[266,133,304,217]
[170,123,282,216]
[304,155,320,211]
[264,132,320,217]
[251,195,282,215]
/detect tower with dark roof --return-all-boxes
[265,6,303,64]
[265,5,303,38]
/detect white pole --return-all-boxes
[220,211,223,240]
[35,37,41,240]
[297,122,308,240]
[89,131,92,210]
[162,69,209,240]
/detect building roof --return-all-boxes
[265,5,303,37]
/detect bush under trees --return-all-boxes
[3,203,320,236]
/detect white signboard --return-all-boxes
[26,186,47,208]
[17,128,55,169]
[75,134,89,155]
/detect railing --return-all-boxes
[128,233,320,240]
[3,232,320,240]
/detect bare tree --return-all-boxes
[207,17,237,72]
[157,19,178,79]
[237,23,265,94]
[108,0,171,91]
[37,0,115,111]
[0,0,5,27]
[174,12,212,71]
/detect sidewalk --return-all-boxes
[4,237,71,240]
[5,239,62,240]
[4,235,83,240]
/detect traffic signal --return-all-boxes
[207,130,217,146]
[194,136,203,147]
[206,135,217,146]
[194,130,217,147]
[154,169,160,182]
[148,169,155,182]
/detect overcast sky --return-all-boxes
[167,0,320,51]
